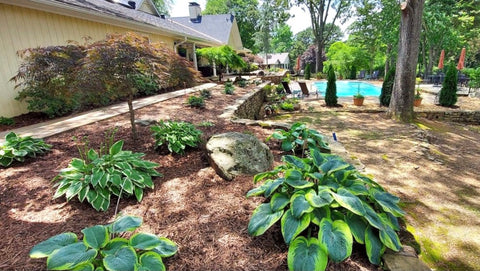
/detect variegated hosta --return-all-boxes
[30,215,177,271]
[247,149,405,271]
[53,140,161,211]
[0,132,52,167]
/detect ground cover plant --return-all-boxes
[53,140,161,211]
[151,120,202,154]
[186,95,205,108]
[224,81,235,95]
[247,149,405,270]
[30,215,177,271]
[0,132,52,167]
[267,122,330,156]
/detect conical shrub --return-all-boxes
[325,65,337,106]
[304,63,311,80]
[380,67,395,106]
[439,64,458,107]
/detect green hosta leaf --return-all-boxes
[70,158,86,170]
[66,182,83,201]
[281,140,295,151]
[319,157,350,175]
[318,218,353,262]
[344,181,369,195]
[30,232,78,258]
[12,149,28,157]
[345,213,367,244]
[5,131,18,141]
[305,188,333,208]
[78,186,90,202]
[122,179,134,194]
[46,242,97,270]
[109,140,124,156]
[264,178,285,197]
[248,203,284,236]
[311,149,327,167]
[103,246,137,271]
[130,233,162,250]
[371,188,405,217]
[362,202,384,230]
[290,191,314,218]
[87,149,99,161]
[331,188,366,216]
[111,216,142,233]
[246,180,272,198]
[92,193,110,211]
[285,170,314,189]
[379,224,402,251]
[270,192,290,212]
[101,238,129,256]
[0,156,13,167]
[138,252,165,271]
[287,236,328,271]
[86,189,98,204]
[387,212,400,231]
[134,187,144,202]
[281,210,311,244]
[152,238,178,257]
[53,182,71,199]
[91,168,104,187]
[72,263,95,271]
[365,226,385,265]
[283,155,307,170]
[81,225,109,249]
[311,207,331,226]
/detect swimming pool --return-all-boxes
[313,81,381,97]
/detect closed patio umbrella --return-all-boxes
[295,56,300,72]
[438,49,444,69]
[457,48,466,70]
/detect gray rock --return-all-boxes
[383,246,431,271]
[206,132,273,181]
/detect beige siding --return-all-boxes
[0,3,175,117]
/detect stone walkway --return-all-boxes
[0,83,216,144]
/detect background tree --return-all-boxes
[203,0,260,52]
[438,64,458,106]
[254,0,290,62]
[271,23,294,53]
[325,64,337,106]
[295,0,355,72]
[152,0,172,15]
[196,45,246,80]
[387,0,425,122]
[324,41,369,79]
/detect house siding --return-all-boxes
[0,3,175,117]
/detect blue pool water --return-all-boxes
[313,81,381,97]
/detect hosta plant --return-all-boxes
[0,132,52,167]
[247,149,405,271]
[151,120,202,154]
[53,140,161,211]
[224,81,235,95]
[267,122,330,156]
[30,215,178,271]
[186,95,205,108]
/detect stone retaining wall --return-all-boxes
[416,110,480,124]
[224,83,267,120]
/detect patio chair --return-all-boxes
[358,70,366,79]
[281,81,300,97]
[371,70,379,80]
[298,81,311,98]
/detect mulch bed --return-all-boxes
[0,84,381,270]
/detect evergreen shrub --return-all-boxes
[325,65,337,106]
[439,64,458,107]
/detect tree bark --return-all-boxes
[128,93,137,140]
[387,0,425,122]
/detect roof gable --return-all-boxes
[261,53,289,65]
[170,14,235,46]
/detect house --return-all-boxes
[0,0,244,117]
[258,53,290,70]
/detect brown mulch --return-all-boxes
[0,85,381,271]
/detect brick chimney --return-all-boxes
[189,2,202,23]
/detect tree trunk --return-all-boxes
[387,0,425,122]
[316,42,324,73]
[128,93,137,140]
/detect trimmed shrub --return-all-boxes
[325,65,337,106]
[380,67,395,106]
[187,95,205,108]
[200,89,212,99]
[349,66,357,80]
[304,63,311,80]
[439,64,458,107]
[224,81,235,95]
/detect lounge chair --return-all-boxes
[371,70,379,80]
[281,81,300,97]
[298,81,311,98]
[358,70,366,80]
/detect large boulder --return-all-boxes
[206,132,273,181]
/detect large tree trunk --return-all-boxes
[387,0,425,122]
[128,93,137,140]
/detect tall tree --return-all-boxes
[387,0,425,122]
[204,0,260,52]
[254,0,290,62]
[296,0,355,72]
[271,23,294,53]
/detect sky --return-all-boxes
[169,0,312,34]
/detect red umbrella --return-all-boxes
[457,48,466,70]
[295,56,300,72]
[438,49,444,69]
